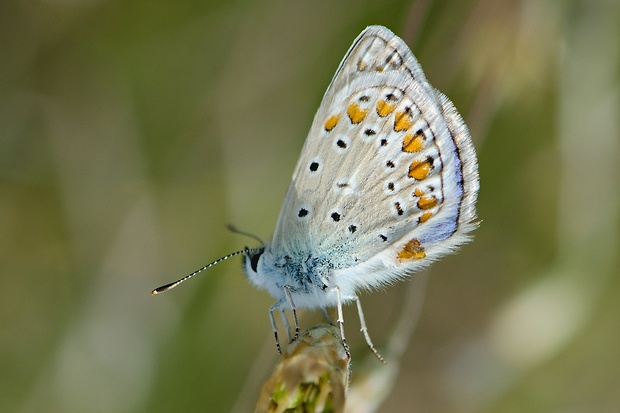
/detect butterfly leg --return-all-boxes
[332,286,351,358]
[354,296,385,363]
[280,306,292,342]
[283,285,300,342]
[269,300,284,355]
[321,307,334,325]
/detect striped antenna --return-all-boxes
[151,248,258,295]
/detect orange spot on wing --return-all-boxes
[417,196,437,210]
[376,100,395,117]
[394,111,412,132]
[419,211,433,223]
[408,160,431,180]
[414,188,425,197]
[347,103,368,124]
[397,239,426,261]
[402,131,424,152]
[324,115,340,131]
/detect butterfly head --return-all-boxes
[243,246,271,291]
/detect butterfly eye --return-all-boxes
[250,249,263,273]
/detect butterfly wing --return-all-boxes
[269,26,478,287]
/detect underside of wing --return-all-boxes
[270,26,478,277]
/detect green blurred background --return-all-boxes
[1,0,619,412]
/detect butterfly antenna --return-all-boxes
[151,248,258,295]
[226,224,264,244]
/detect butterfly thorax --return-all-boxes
[244,244,344,309]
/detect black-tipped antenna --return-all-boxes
[151,248,259,296]
[226,224,264,244]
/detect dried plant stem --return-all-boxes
[254,325,350,413]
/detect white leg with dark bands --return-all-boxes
[284,286,300,342]
[355,296,385,363]
[332,286,351,358]
[269,301,283,354]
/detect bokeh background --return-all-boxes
[2,0,619,412]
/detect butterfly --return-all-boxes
[153,25,479,361]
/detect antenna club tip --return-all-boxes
[151,289,160,296]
